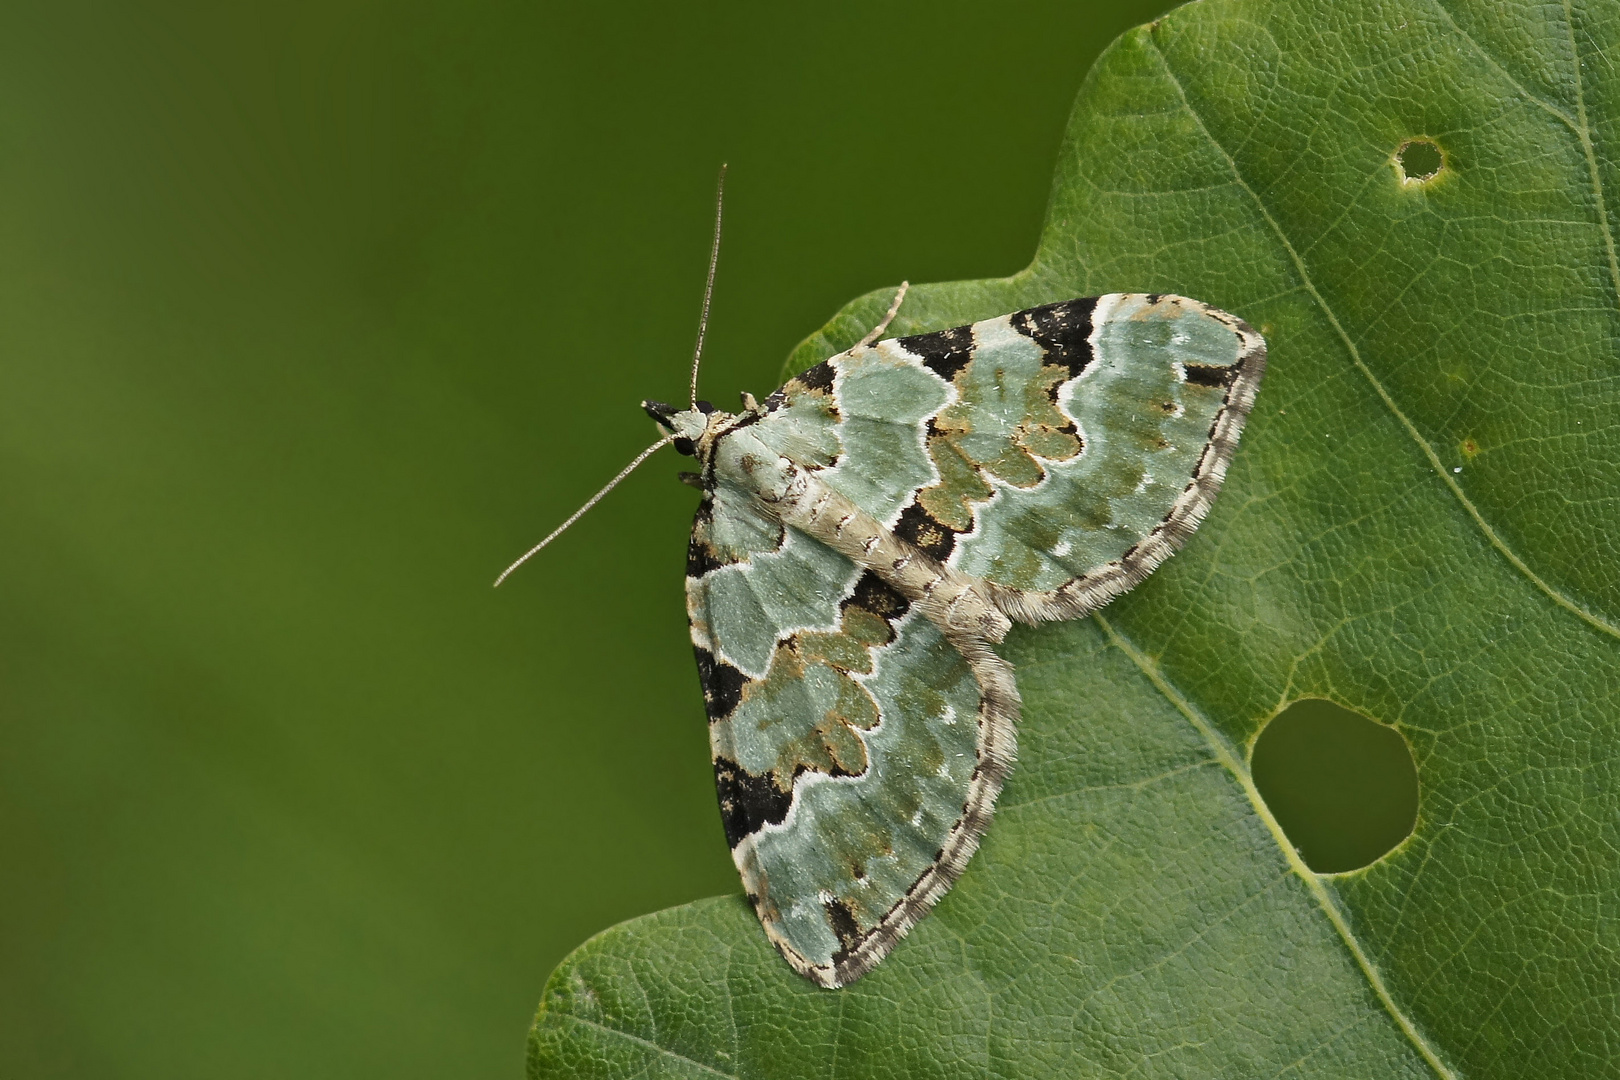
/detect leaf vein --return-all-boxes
[552,1012,742,1080]
[998,758,1219,812]
[1069,870,1292,1014]
[1425,0,1581,130]
[1093,611,1458,1080]
[1558,0,1620,326]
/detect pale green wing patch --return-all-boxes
[755,345,950,525]
[688,516,856,678]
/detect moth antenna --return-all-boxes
[689,163,726,408]
[494,434,675,587]
[855,280,910,348]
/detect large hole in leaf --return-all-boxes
[1251,699,1418,873]
[1395,138,1444,183]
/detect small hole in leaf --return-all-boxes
[1252,699,1418,873]
[1396,139,1444,184]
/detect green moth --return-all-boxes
[502,184,1266,989]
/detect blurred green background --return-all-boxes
[1,1,1187,1076]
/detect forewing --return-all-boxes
[779,293,1265,622]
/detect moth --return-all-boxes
[501,175,1266,988]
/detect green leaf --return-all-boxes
[530,0,1620,1075]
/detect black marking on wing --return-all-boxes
[1184,362,1240,388]
[694,646,747,720]
[687,532,724,578]
[825,897,864,956]
[714,757,795,848]
[793,361,836,394]
[896,324,976,380]
[894,499,958,561]
[1010,298,1098,379]
[843,570,910,635]
[721,408,767,435]
[687,495,726,577]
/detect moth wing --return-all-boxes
[689,382,1016,987]
[780,293,1265,623]
[688,292,1260,985]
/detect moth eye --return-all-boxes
[696,400,715,414]
[673,436,697,456]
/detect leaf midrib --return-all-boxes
[1140,23,1620,643]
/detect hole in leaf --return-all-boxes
[1395,138,1444,183]
[1252,699,1418,873]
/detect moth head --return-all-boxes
[642,399,728,457]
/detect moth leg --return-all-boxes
[854,281,910,348]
